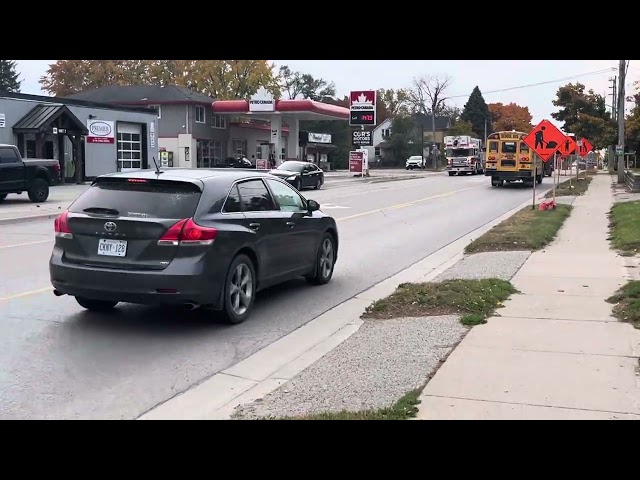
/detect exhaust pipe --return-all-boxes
[53,289,65,297]
[183,303,200,311]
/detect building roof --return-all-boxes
[13,104,88,134]
[412,113,452,130]
[0,91,156,114]
[373,117,393,132]
[66,85,215,106]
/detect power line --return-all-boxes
[447,68,616,99]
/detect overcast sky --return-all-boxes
[15,60,637,129]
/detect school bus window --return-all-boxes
[502,141,517,154]
[520,142,529,153]
[489,141,499,153]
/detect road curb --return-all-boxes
[0,212,61,226]
[137,188,550,420]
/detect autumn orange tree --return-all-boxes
[39,60,279,99]
[488,102,533,132]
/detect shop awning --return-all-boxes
[13,104,88,135]
[306,142,337,150]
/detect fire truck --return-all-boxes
[444,135,484,176]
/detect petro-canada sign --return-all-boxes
[349,90,376,126]
[249,87,275,113]
[87,119,115,144]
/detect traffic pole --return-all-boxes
[532,162,537,210]
[552,152,557,203]
[575,143,581,184]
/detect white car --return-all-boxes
[405,156,425,170]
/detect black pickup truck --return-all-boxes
[0,144,60,203]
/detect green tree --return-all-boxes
[385,115,420,165]
[0,60,21,92]
[446,120,475,136]
[278,65,336,101]
[378,88,409,118]
[460,86,492,138]
[551,82,616,149]
[625,88,640,153]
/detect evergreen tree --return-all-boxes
[460,86,491,138]
[0,60,21,92]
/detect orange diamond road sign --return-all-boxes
[557,135,576,157]
[523,120,567,162]
[578,138,594,157]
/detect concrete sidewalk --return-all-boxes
[418,173,640,420]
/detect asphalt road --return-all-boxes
[0,173,555,419]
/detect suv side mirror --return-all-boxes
[307,199,320,212]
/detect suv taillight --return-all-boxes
[158,218,217,246]
[54,210,73,239]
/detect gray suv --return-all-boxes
[49,169,339,324]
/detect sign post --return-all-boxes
[349,151,364,176]
[578,138,593,179]
[523,119,567,210]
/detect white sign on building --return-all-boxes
[86,119,115,144]
[150,121,155,148]
[249,87,275,112]
[0,113,5,128]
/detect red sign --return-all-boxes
[523,120,567,162]
[557,135,576,157]
[349,90,376,107]
[349,151,364,173]
[87,137,115,144]
[349,90,376,127]
[256,159,268,169]
[578,138,594,158]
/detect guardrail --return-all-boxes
[624,170,640,192]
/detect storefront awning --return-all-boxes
[306,142,337,150]
[13,104,88,135]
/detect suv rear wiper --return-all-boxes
[83,207,120,216]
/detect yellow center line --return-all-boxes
[336,186,478,222]
[0,287,52,302]
[0,239,52,250]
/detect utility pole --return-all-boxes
[609,76,617,122]
[617,60,626,183]
[484,118,488,147]
[431,110,437,169]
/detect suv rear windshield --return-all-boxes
[69,180,202,219]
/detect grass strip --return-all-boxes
[465,205,571,254]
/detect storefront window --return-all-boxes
[197,139,223,168]
[233,139,247,157]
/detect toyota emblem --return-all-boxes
[104,221,117,232]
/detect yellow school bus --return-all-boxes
[485,130,547,187]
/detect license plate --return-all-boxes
[98,238,127,257]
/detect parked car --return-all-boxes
[215,156,252,169]
[0,144,60,203]
[269,161,324,190]
[405,156,425,170]
[49,169,339,324]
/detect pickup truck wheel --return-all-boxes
[28,178,49,203]
[0,194,7,202]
